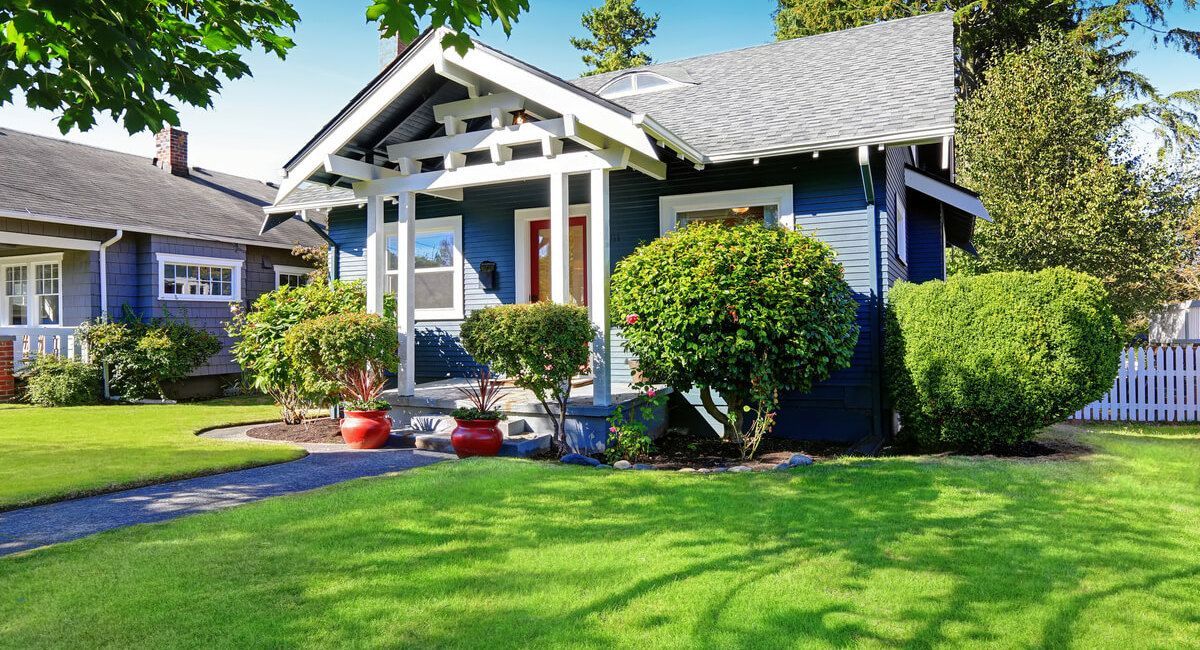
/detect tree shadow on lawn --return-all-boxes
[3,447,1199,648]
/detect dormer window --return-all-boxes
[598,72,681,99]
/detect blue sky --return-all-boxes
[0,0,1195,181]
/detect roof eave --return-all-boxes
[704,125,956,164]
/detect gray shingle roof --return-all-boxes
[569,12,956,158]
[0,127,322,248]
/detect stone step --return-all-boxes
[408,431,551,458]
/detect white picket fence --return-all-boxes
[1074,345,1200,422]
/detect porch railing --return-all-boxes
[0,326,89,372]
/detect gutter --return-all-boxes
[98,229,123,401]
[630,113,706,166]
[0,208,302,251]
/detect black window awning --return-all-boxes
[904,164,990,255]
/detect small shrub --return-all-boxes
[604,387,665,463]
[460,302,596,454]
[611,221,859,459]
[886,268,1123,451]
[284,312,396,411]
[228,280,394,422]
[21,355,101,407]
[450,370,506,421]
[81,311,219,400]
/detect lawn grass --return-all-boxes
[2,424,1198,648]
[0,397,304,510]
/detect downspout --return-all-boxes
[857,147,884,441]
[98,229,124,400]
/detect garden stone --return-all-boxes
[678,467,697,472]
[561,453,601,467]
[711,467,729,473]
[775,463,791,470]
[788,453,815,467]
[728,465,752,473]
[595,464,612,469]
[633,464,653,470]
[613,460,633,470]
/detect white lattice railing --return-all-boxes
[0,326,89,372]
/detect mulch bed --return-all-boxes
[246,419,345,445]
[881,432,1094,461]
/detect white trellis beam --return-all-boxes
[433,92,524,124]
[324,154,400,181]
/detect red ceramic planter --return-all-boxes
[450,419,503,458]
[340,410,392,449]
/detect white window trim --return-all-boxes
[597,72,686,99]
[274,265,313,288]
[513,204,591,307]
[0,252,64,327]
[388,215,464,321]
[658,185,795,235]
[896,198,909,266]
[155,252,244,303]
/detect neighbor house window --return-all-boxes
[659,185,795,235]
[1,253,62,326]
[386,215,463,320]
[895,198,908,265]
[156,253,242,302]
[274,265,313,289]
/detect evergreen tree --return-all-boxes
[570,0,660,76]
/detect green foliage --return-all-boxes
[610,222,859,455]
[284,312,396,412]
[82,312,219,400]
[886,268,1123,451]
[450,370,505,421]
[20,354,101,407]
[603,387,664,463]
[227,280,392,423]
[367,0,530,55]
[570,0,660,75]
[460,302,596,452]
[955,33,1191,325]
[450,406,504,421]
[0,0,299,134]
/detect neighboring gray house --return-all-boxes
[0,126,326,395]
[264,13,988,446]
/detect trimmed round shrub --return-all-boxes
[610,221,859,443]
[284,312,397,411]
[21,354,102,407]
[886,268,1123,451]
[81,312,219,400]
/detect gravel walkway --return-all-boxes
[0,425,452,557]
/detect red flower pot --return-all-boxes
[340,410,392,449]
[450,419,503,458]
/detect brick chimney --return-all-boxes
[153,126,189,177]
[378,33,410,69]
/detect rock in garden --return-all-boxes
[633,464,653,470]
[678,467,697,472]
[595,464,612,469]
[728,465,752,473]
[613,460,633,470]
[788,453,815,467]
[561,453,601,467]
[775,463,791,471]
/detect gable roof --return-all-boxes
[569,12,956,161]
[0,127,322,249]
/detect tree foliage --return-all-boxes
[570,0,660,76]
[285,312,396,411]
[610,222,859,458]
[887,268,1123,451]
[368,0,530,56]
[954,33,1191,325]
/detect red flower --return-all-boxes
[625,313,640,325]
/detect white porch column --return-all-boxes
[549,170,570,304]
[395,192,417,396]
[364,194,387,315]
[588,168,612,406]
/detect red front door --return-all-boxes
[529,216,588,305]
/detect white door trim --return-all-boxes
[513,203,591,306]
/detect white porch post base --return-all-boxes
[396,192,416,396]
[588,169,612,407]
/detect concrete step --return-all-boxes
[408,431,551,458]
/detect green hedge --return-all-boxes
[886,268,1123,451]
[21,355,101,407]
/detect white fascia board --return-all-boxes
[631,113,705,166]
[0,230,101,251]
[704,126,956,164]
[273,39,443,203]
[352,148,629,197]
[263,197,365,215]
[445,45,660,161]
[904,167,991,222]
[0,208,299,250]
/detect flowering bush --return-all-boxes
[604,386,665,463]
[460,302,596,454]
[611,222,859,458]
[284,312,396,412]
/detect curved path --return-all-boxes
[0,426,452,557]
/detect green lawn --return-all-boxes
[2,424,1198,648]
[0,397,304,510]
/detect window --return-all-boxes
[0,253,62,326]
[896,198,908,265]
[386,215,463,320]
[275,265,313,289]
[156,253,243,302]
[597,72,683,99]
[659,185,795,235]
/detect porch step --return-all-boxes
[408,431,551,457]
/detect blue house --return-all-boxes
[0,127,325,397]
[264,13,987,446]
